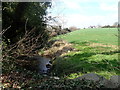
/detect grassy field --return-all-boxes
[53,28,120,79]
[56,28,118,45]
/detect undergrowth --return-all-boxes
[2,56,105,89]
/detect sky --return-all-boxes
[49,0,119,28]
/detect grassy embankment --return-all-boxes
[53,28,120,79]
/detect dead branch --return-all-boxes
[3,27,49,58]
[1,25,11,35]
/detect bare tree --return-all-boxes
[113,22,118,27]
[49,1,67,29]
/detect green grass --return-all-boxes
[52,28,120,79]
[56,28,118,45]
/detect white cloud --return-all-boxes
[53,0,119,11]
[61,0,81,10]
[65,14,117,28]
[55,0,119,3]
[100,3,117,11]
[51,0,118,28]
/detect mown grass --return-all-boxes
[55,28,118,45]
[53,28,120,79]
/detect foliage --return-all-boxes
[2,2,51,45]
[2,55,104,89]
[2,60,104,89]
[1,2,53,89]
[38,78,104,90]
[2,2,52,57]
[101,25,117,28]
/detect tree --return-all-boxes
[48,1,67,29]
[69,26,78,31]
[2,2,51,44]
[2,2,29,43]
[2,2,52,56]
[113,22,118,27]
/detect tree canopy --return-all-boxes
[2,2,51,45]
[2,2,52,56]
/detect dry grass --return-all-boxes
[89,43,119,49]
[40,40,76,59]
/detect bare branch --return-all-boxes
[1,25,11,35]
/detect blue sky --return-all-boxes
[50,0,118,28]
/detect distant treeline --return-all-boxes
[101,25,118,28]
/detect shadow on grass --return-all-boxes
[100,50,120,55]
[51,41,120,77]
[70,41,120,55]
[70,41,90,46]
[53,51,120,77]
